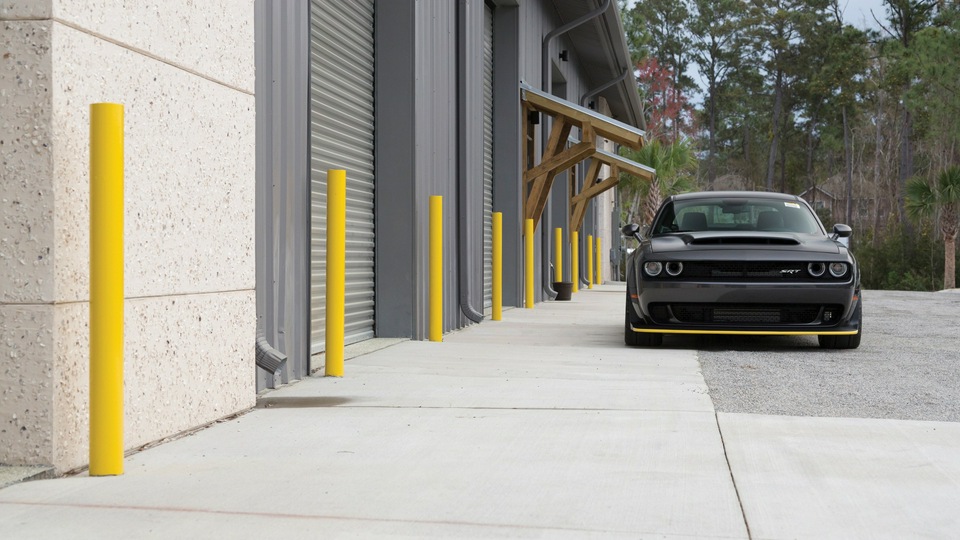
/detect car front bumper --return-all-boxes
[628,280,861,336]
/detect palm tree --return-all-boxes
[906,166,960,290]
[619,138,699,225]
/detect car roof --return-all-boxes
[668,191,805,203]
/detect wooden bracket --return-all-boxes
[524,123,595,228]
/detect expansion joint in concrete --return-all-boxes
[715,411,753,540]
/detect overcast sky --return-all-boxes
[621,0,890,30]
[840,0,888,30]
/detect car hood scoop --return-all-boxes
[682,234,800,246]
[650,231,842,254]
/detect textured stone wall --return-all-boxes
[1,1,256,472]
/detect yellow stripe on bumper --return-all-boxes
[630,327,858,336]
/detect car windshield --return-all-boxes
[650,197,824,236]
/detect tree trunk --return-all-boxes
[843,106,853,226]
[708,84,718,188]
[743,119,751,178]
[945,233,957,290]
[779,130,788,193]
[806,117,816,192]
[644,178,662,226]
[631,190,643,226]
[765,72,784,191]
[900,105,914,236]
[674,67,682,143]
[874,89,884,240]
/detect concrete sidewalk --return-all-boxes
[1,284,958,539]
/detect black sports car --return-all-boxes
[622,191,861,349]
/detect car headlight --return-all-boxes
[829,262,848,278]
[665,261,683,276]
[807,263,825,277]
[643,261,662,277]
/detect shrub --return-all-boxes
[854,226,952,291]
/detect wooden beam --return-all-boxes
[570,160,603,233]
[590,148,656,180]
[523,141,594,185]
[523,122,597,228]
[573,170,620,205]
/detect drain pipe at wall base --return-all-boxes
[255,319,287,375]
[456,0,484,324]
[578,67,629,288]
[540,0,613,299]
[457,179,485,323]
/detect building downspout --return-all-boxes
[540,0,612,299]
[255,319,287,375]
[580,67,629,110]
[457,0,484,323]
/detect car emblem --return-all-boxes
[781,269,801,274]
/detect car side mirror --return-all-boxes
[621,223,643,241]
[832,224,852,240]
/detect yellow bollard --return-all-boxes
[596,237,603,286]
[492,212,502,321]
[89,103,124,476]
[524,218,534,309]
[554,227,563,283]
[430,196,443,341]
[587,235,594,289]
[571,231,579,293]
[325,170,346,376]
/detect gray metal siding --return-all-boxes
[309,0,376,354]
[373,0,418,338]
[254,0,311,389]
[491,3,523,308]
[482,3,495,312]
[415,1,459,334]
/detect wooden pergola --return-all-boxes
[520,84,654,232]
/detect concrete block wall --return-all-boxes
[1,1,256,472]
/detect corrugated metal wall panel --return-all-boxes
[255,0,311,390]
[309,0,376,354]
[414,2,459,333]
[482,4,494,311]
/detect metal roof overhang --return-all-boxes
[549,0,644,129]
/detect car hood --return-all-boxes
[650,231,842,255]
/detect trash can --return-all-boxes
[552,282,573,301]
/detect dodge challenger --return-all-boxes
[622,191,861,349]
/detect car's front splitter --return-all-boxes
[627,325,859,336]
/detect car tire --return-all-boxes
[818,301,862,349]
[625,296,662,347]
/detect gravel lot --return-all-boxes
[670,290,960,422]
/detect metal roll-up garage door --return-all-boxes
[309,0,376,353]
[482,4,495,312]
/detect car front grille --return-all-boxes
[649,303,843,326]
[679,261,811,281]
